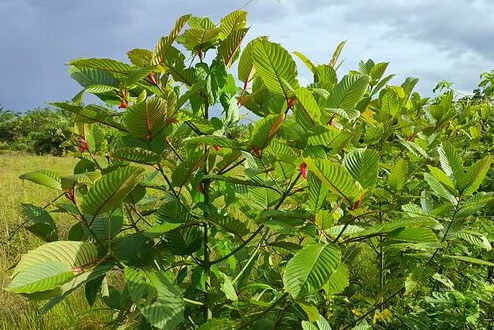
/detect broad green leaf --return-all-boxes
[184,135,246,150]
[438,141,464,183]
[125,268,184,329]
[21,204,58,242]
[81,166,145,216]
[220,273,238,301]
[171,154,204,187]
[325,74,369,111]
[424,173,457,205]
[157,199,194,223]
[427,166,456,193]
[315,64,337,90]
[13,241,99,277]
[52,103,127,132]
[238,36,267,83]
[283,243,341,299]
[294,87,321,128]
[305,158,363,204]
[388,158,407,191]
[308,173,329,213]
[219,10,247,40]
[111,147,161,164]
[69,58,133,73]
[19,169,62,190]
[293,51,316,73]
[252,41,299,98]
[461,156,491,196]
[152,14,191,65]
[251,113,285,151]
[444,255,494,267]
[343,148,379,189]
[123,97,173,141]
[325,263,349,294]
[127,48,153,67]
[219,28,249,67]
[181,27,221,52]
[8,261,73,294]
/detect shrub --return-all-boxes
[7,11,494,329]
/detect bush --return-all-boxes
[0,107,74,155]
[7,10,494,330]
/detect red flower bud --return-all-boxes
[148,73,158,85]
[213,145,221,152]
[198,49,204,61]
[353,191,366,209]
[300,162,307,179]
[287,98,297,109]
[119,100,128,109]
[252,146,261,158]
[77,137,89,153]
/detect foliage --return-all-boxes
[6,11,494,330]
[0,107,75,155]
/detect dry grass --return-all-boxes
[0,152,110,329]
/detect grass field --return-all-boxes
[0,152,111,329]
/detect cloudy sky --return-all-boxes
[0,0,493,111]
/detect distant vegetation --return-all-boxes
[0,106,74,155]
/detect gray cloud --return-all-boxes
[0,0,492,111]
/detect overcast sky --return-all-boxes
[0,0,493,111]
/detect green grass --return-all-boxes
[0,152,110,329]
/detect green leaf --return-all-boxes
[123,97,174,141]
[184,135,246,150]
[220,273,238,301]
[152,14,191,65]
[125,268,184,329]
[52,103,127,132]
[308,173,329,213]
[69,58,133,73]
[13,241,99,277]
[283,243,341,299]
[462,156,491,196]
[219,10,247,40]
[21,204,58,242]
[325,262,349,294]
[181,27,221,52]
[388,158,408,191]
[157,199,194,223]
[343,148,379,189]
[424,173,457,205]
[330,40,346,68]
[294,87,321,128]
[81,166,145,217]
[8,261,73,294]
[293,51,316,73]
[444,255,494,267]
[238,36,267,83]
[219,28,249,67]
[251,113,285,151]
[171,154,204,187]
[315,65,337,90]
[438,141,464,184]
[111,147,161,164]
[305,158,363,204]
[19,169,62,190]
[252,41,299,99]
[325,74,369,111]
[127,48,153,67]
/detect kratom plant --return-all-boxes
[8,10,494,330]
